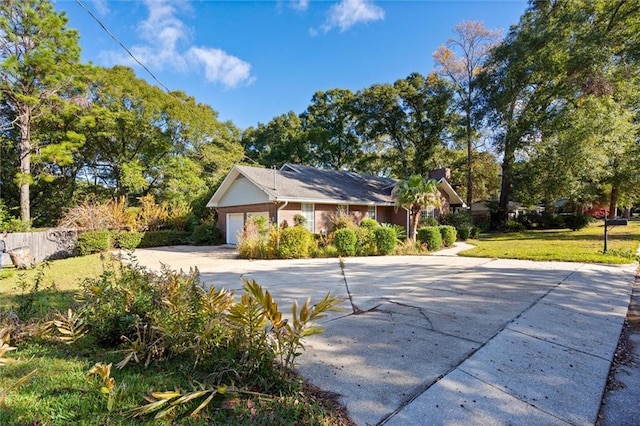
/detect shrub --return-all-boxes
[278,226,314,259]
[238,218,276,259]
[113,231,143,250]
[329,209,355,232]
[417,226,442,251]
[353,226,376,256]
[440,211,474,230]
[419,217,439,227]
[382,223,406,241]
[504,220,526,232]
[333,228,357,256]
[79,264,156,346]
[457,226,471,241]
[374,227,396,255]
[192,223,223,245]
[138,230,190,248]
[470,226,480,238]
[439,225,457,247]
[75,230,111,256]
[359,218,379,229]
[563,213,591,231]
[539,213,565,230]
[293,214,306,227]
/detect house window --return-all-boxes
[367,206,376,221]
[421,206,435,221]
[301,203,315,232]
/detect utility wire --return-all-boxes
[74,0,172,94]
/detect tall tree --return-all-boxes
[395,72,453,177]
[481,0,640,224]
[0,0,82,223]
[241,111,309,168]
[80,66,243,207]
[392,175,441,242]
[301,89,362,170]
[434,21,500,206]
[354,83,410,177]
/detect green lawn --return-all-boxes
[0,253,117,311]
[460,219,640,264]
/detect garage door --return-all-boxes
[226,213,244,245]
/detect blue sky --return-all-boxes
[56,0,528,130]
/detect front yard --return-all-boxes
[461,219,640,264]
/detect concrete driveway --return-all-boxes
[126,245,636,425]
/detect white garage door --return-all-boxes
[226,213,244,245]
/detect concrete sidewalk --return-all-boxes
[127,245,636,425]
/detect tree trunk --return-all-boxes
[608,185,619,217]
[466,136,473,207]
[466,105,473,207]
[19,109,31,223]
[498,144,515,227]
[410,208,421,242]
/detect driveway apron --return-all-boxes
[127,246,636,426]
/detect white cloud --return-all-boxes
[99,0,253,88]
[89,0,109,16]
[322,0,385,32]
[290,0,310,12]
[187,47,254,88]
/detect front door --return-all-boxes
[226,213,244,245]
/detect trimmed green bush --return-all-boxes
[138,230,190,248]
[439,225,457,247]
[374,226,396,255]
[334,228,357,256]
[113,231,143,250]
[563,213,591,231]
[359,218,380,229]
[354,226,376,256]
[382,223,406,241]
[192,223,223,245]
[419,216,439,227]
[417,226,442,251]
[75,230,111,256]
[278,226,314,259]
[457,226,471,241]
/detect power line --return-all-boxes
[74,0,172,94]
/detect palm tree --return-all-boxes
[392,175,441,242]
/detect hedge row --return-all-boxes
[75,229,195,256]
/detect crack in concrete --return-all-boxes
[387,300,435,330]
[338,258,364,314]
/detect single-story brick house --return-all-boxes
[206,164,465,244]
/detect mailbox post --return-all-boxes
[603,215,628,253]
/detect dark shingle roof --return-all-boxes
[237,163,397,205]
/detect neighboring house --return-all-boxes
[207,164,465,244]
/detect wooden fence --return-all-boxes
[1,229,78,267]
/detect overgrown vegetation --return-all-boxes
[0,257,348,424]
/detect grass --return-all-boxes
[0,253,118,311]
[460,219,640,264]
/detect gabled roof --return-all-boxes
[206,163,466,208]
[436,178,465,207]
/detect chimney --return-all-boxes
[273,167,277,190]
[429,167,450,181]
